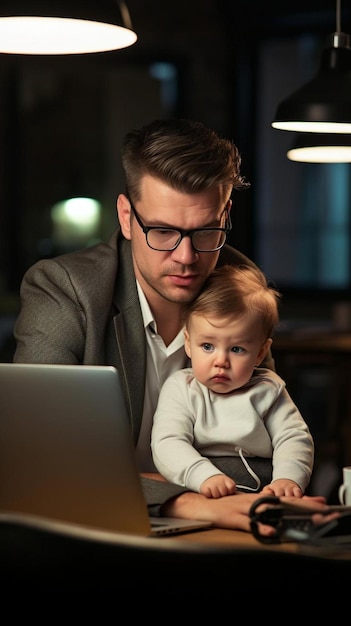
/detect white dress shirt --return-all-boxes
[135,282,188,471]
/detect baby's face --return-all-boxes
[184,313,270,394]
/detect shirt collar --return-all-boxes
[136,281,157,332]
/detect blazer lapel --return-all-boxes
[112,239,145,444]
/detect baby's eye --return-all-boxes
[231,346,244,354]
[201,343,214,352]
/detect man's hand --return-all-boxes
[162,490,335,535]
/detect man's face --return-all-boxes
[117,175,231,311]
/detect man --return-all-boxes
[13,118,329,533]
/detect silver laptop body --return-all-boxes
[0,363,211,537]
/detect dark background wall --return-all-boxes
[0,0,349,324]
[0,0,349,498]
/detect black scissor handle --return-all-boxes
[249,495,284,544]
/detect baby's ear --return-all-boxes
[184,328,192,358]
[256,337,272,366]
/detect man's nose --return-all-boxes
[170,236,199,264]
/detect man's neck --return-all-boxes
[153,300,183,347]
[136,280,184,347]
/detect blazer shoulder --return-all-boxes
[23,230,123,304]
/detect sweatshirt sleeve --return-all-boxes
[151,370,224,492]
[263,380,315,491]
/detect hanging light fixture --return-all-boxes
[0,1,137,55]
[287,132,351,162]
[272,0,351,133]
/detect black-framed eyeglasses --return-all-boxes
[129,200,232,252]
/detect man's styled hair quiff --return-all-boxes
[121,118,249,202]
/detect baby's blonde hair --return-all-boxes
[184,264,281,339]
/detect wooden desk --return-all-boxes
[163,525,351,560]
[166,526,298,551]
[1,513,350,607]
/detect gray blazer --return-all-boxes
[14,228,273,508]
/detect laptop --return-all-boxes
[0,363,211,537]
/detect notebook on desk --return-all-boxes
[0,363,211,537]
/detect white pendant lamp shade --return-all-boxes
[0,1,137,55]
[287,133,351,163]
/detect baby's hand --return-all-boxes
[261,479,303,498]
[200,474,236,498]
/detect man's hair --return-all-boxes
[122,118,249,201]
[184,264,281,339]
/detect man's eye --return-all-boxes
[155,228,176,236]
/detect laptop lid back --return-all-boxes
[0,363,152,535]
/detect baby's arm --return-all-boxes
[261,478,303,498]
[200,474,236,498]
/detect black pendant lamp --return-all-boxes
[0,1,137,55]
[272,0,351,134]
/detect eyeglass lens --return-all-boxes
[146,228,227,251]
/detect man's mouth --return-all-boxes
[168,274,198,287]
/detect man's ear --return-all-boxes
[256,337,273,366]
[184,328,192,359]
[116,194,132,240]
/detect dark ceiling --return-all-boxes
[126,1,350,41]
